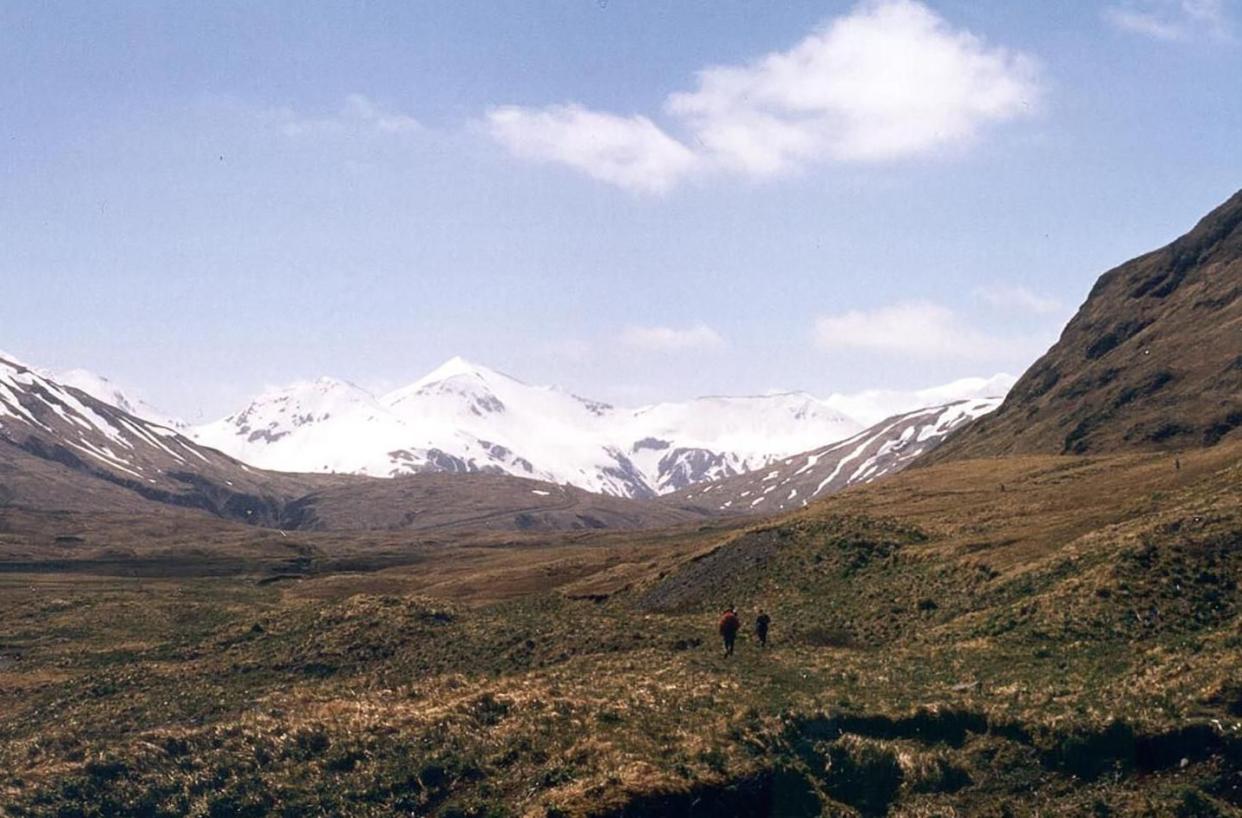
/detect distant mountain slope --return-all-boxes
[821,373,1015,426]
[283,472,709,533]
[668,398,1001,515]
[0,353,300,523]
[0,355,710,533]
[47,368,186,430]
[195,357,865,498]
[930,188,1242,461]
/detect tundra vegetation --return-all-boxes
[1,445,1238,816]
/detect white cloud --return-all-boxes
[485,104,700,194]
[620,323,726,352]
[484,0,1041,192]
[973,284,1063,315]
[813,301,1034,361]
[825,372,1017,425]
[272,94,420,138]
[342,94,421,134]
[1104,0,1232,41]
[666,0,1041,173]
[1105,7,1188,38]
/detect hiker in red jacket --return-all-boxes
[718,607,741,657]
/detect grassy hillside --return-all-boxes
[0,444,1239,816]
[931,187,1242,461]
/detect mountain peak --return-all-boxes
[313,375,368,391]
[253,376,373,402]
[404,356,524,393]
[221,378,380,431]
[425,355,488,379]
[34,366,185,429]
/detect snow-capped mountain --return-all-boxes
[0,354,203,479]
[47,368,186,430]
[3,348,1013,509]
[0,352,286,519]
[0,352,713,532]
[670,397,1003,514]
[0,350,187,432]
[822,373,1017,426]
[619,393,862,493]
[194,357,866,498]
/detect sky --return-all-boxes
[2,0,1240,422]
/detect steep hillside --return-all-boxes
[931,188,1242,461]
[668,398,1000,514]
[0,354,310,524]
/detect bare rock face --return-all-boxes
[930,188,1242,461]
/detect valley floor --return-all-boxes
[0,445,1239,817]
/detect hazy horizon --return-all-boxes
[0,346,1016,428]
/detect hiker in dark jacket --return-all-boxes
[718,607,741,657]
[755,609,771,648]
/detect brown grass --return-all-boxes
[0,444,1238,816]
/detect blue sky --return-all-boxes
[2,0,1240,420]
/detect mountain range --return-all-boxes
[0,352,716,533]
[0,351,291,522]
[671,397,1001,514]
[190,358,1013,498]
[2,347,1014,528]
[192,357,861,498]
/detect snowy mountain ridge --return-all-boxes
[194,357,866,497]
[673,397,1004,514]
[192,356,1011,498]
[0,353,245,491]
[49,368,187,431]
[0,351,187,432]
[820,373,1016,426]
[3,348,1013,501]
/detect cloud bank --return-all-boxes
[1104,0,1232,41]
[973,284,1063,315]
[485,105,700,194]
[813,301,1043,362]
[620,324,726,352]
[485,0,1042,193]
[270,94,420,138]
[825,372,1017,425]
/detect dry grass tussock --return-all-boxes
[0,444,1238,815]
